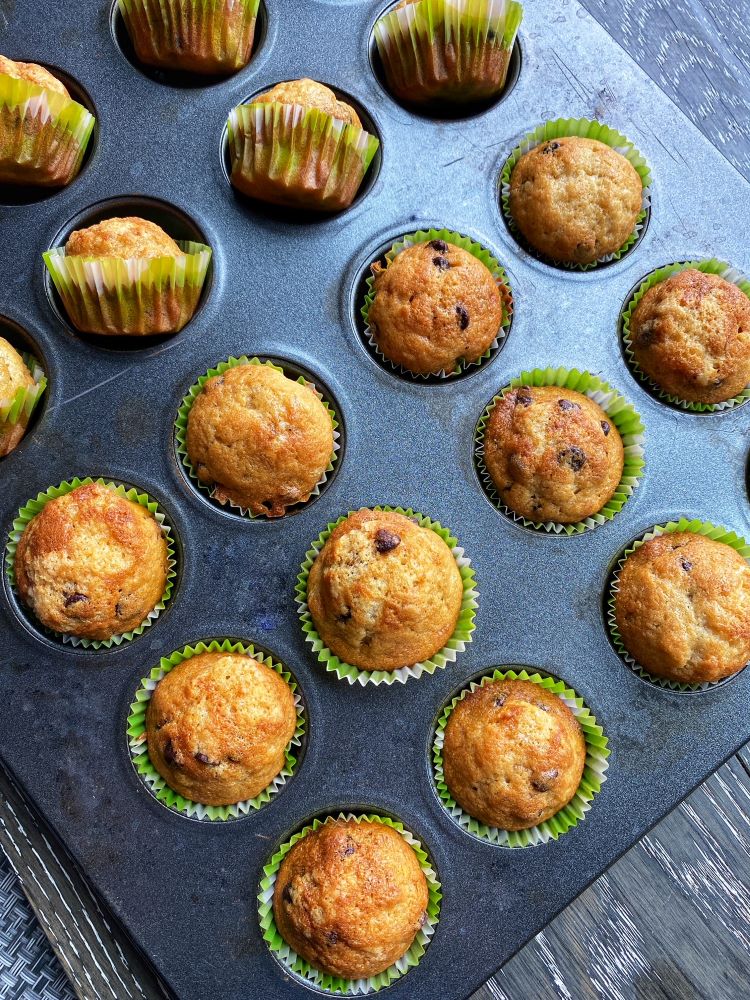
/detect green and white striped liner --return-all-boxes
[296,506,477,686]
[433,667,609,847]
[620,259,750,412]
[258,812,441,995]
[175,355,341,518]
[361,227,513,380]
[127,638,305,821]
[5,477,176,649]
[607,519,750,691]
[0,353,47,427]
[500,118,652,271]
[475,367,645,535]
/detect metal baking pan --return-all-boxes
[1,1,748,998]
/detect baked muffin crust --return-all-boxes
[255,79,361,127]
[65,218,184,260]
[0,55,69,97]
[0,336,35,457]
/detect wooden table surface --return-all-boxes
[1,2,749,998]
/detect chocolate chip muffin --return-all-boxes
[0,337,35,457]
[368,239,504,375]
[65,217,184,260]
[273,819,429,979]
[146,651,297,806]
[254,78,361,127]
[14,482,168,641]
[483,385,624,523]
[629,269,750,404]
[443,679,586,830]
[185,364,334,517]
[307,509,463,671]
[509,136,643,265]
[614,532,750,684]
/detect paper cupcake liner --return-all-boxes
[360,227,513,380]
[0,73,94,186]
[500,118,652,271]
[433,667,609,847]
[258,812,441,994]
[475,367,645,535]
[296,506,477,686]
[43,241,212,336]
[620,259,750,412]
[127,638,305,821]
[373,0,523,104]
[175,355,341,518]
[5,477,176,649]
[227,101,380,212]
[607,519,750,692]
[0,353,47,426]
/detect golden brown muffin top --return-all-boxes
[146,652,297,807]
[443,679,586,831]
[254,78,361,128]
[273,819,429,979]
[307,508,463,671]
[0,55,70,98]
[614,532,750,685]
[65,217,185,260]
[629,269,750,404]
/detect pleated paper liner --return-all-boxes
[372,0,524,105]
[360,227,513,381]
[258,812,441,995]
[0,73,95,186]
[43,241,212,335]
[296,506,478,686]
[607,519,750,692]
[127,639,306,821]
[175,355,341,519]
[620,259,750,412]
[118,0,260,75]
[432,667,609,847]
[475,367,645,535]
[226,101,380,211]
[0,353,47,450]
[499,118,652,271]
[5,477,176,649]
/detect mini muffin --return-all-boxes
[0,337,35,457]
[273,819,429,979]
[483,385,624,524]
[629,269,750,404]
[186,364,334,517]
[368,239,504,375]
[443,679,586,830]
[146,651,297,806]
[254,78,361,127]
[14,482,168,641]
[308,509,463,671]
[614,532,750,685]
[509,136,643,265]
[65,217,184,259]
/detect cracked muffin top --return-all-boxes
[273,818,429,979]
[0,55,70,97]
[254,78,361,127]
[65,217,185,259]
[0,336,35,458]
[307,508,463,671]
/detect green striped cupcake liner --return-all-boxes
[5,477,176,649]
[500,118,652,271]
[361,227,513,380]
[175,355,341,518]
[620,259,750,412]
[258,812,441,994]
[127,638,306,821]
[475,367,645,535]
[607,519,750,691]
[296,506,477,686]
[0,352,47,428]
[433,667,609,847]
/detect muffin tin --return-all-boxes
[1,1,749,999]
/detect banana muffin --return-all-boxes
[629,269,750,404]
[307,509,463,671]
[186,364,334,517]
[0,337,35,457]
[483,385,624,524]
[443,678,586,830]
[273,818,429,979]
[146,651,297,806]
[368,239,504,375]
[14,482,168,641]
[65,217,184,260]
[508,136,643,265]
[254,78,362,126]
[614,532,750,684]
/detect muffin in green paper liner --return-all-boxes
[0,342,47,457]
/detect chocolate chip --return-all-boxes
[194,752,219,766]
[114,602,123,617]
[432,256,450,270]
[455,303,470,330]
[532,769,559,792]
[226,755,242,764]
[282,884,294,905]
[681,559,693,572]
[493,696,506,708]
[336,609,352,624]
[636,320,658,345]
[64,593,88,607]
[541,141,560,154]
[558,446,587,471]
[515,388,533,407]
[375,529,401,553]
[163,738,179,768]
[558,398,581,412]
[601,420,611,436]
[341,840,357,857]
[325,931,339,945]
[428,239,449,253]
